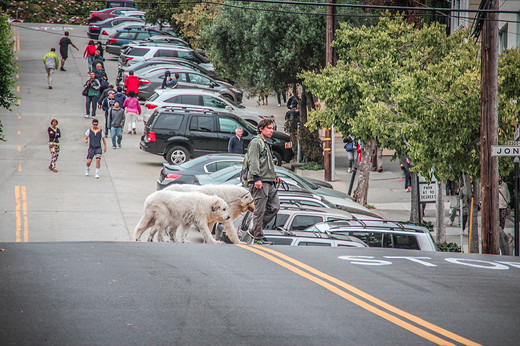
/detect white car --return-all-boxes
[143,89,275,127]
[98,21,146,44]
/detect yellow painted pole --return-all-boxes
[468,197,474,253]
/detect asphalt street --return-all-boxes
[0,23,519,345]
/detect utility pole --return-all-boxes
[324,0,336,181]
[480,0,500,254]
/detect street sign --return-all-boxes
[491,145,520,157]
[419,182,437,203]
[515,127,520,141]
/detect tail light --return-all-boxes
[124,57,133,65]
[139,79,150,84]
[147,130,156,142]
[165,174,182,181]
[90,26,99,31]
[108,38,117,45]
[101,30,108,36]
[285,142,292,149]
[146,104,158,110]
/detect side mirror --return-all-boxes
[225,105,232,111]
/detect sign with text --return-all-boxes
[419,182,437,203]
[491,146,520,157]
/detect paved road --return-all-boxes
[1,242,519,345]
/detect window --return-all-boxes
[127,47,149,56]
[134,32,151,40]
[177,50,197,62]
[154,113,183,130]
[265,214,289,230]
[205,161,242,173]
[188,73,211,85]
[165,96,181,104]
[189,115,214,132]
[203,96,227,109]
[336,231,383,247]
[290,215,323,231]
[154,49,176,58]
[392,234,420,250]
[218,118,241,134]
[298,241,331,247]
[268,237,294,246]
[499,24,508,53]
[181,95,201,106]
[117,32,136,40]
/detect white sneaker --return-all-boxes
[84,114,89,118]
[95,173,100,179]
[85,167,90,176]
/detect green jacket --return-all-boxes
[247,134,276,183]
[42,51,59,69]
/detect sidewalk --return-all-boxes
[246,93,514,252]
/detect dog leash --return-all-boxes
[227,191,251,204]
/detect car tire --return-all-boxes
[222,94,234,102]
[165,146,190,165]
[273,150,283,166]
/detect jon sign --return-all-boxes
[491,146,520,157]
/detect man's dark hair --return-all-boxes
[129,71,134,75]
[64,31,69,36]
[50,48,55,52]
[117,86,123,92]
[258,119,274,131]
[92,119,99,124]
[174,73,179,79]
[128,90,135,97]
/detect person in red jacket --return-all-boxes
[83,40,97,72]
[124,70,140,96]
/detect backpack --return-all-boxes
[240,137,266,187]
[45,56,56,69]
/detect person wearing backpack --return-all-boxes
[42,48,59,89]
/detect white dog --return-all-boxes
[134,191,230,244]
[165,184,254,244]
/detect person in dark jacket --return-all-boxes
[114,86,127,107]
[110,101,125,149]
[47,118,61,172]
[101,91,117,137]
[161,71,179,89]
[228,128,245,154]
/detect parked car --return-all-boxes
[98,22,147,43]
[118,44,213,71]
[304,220,437,251]
[106,0,137,8]
[88,16,144,39]
[194,165,376,217]
[119,10,145,20]
[105,28,174,55]
[254,233,367,247]
[126,67,243,102]
[143,89,269,126]
[87,7,137,24]
[140,107,293,165]
[117,58,226,85]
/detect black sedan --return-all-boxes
[157,153,245,189]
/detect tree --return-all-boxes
[138,0,194,34]
[0,12,18,141]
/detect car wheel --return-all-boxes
[165,146,190,165]
[222,94,234,102]
[273,151,283,166]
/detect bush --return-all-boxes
[8,0,103,25]
[299,162,324,171]
[436,242,461,252]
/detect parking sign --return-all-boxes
[419,182,437,203]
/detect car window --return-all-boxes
[326,217,350,222]
[188,73,211,85]
[165,95,181,103]
[176,50,197,62]
[127,47,149,56]
[154,113,183,130]
[205,161,242,173]
[203,96,227,109]
[189,115,214,132]
[135,32,150,40]
[290,215,323,231]
[336,231,383,247]
[281,199,324,208]
[298,241,331,247]
[392,234,420,250]
[181,95,201,105]
[265,214,289,230]
[267,237,294,246]
[117,32,136,39]
[218,117,241,134]
[148,92,160,102]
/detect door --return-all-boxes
[187,115,218,156]
[217,116,250,152]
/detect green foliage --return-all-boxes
[0,12,17,141]
[8,0,103,24]
[436,242,461,252]
[172,1,222,49]
[298,162,324,170]
[284,114,323,163]
[138,0,193,34]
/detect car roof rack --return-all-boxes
[320,219,427,233]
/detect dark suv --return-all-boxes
[105,28,173,55]
[140,107,293,165]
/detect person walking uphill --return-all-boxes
[85,118,107,179]
[110,101,125,149]
[83,40,97,72]
[124,70,140,96]
[228,128,245,154]
[83,72,100,118]
[245,119,281,245]
[47,119,61,172]
[42,48,59,89]
[123,90,141,134]
[58,31,78,71]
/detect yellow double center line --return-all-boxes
[238,244,480,346]
[15,186,28,242]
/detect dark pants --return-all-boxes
[499,208,508,230]
[276,91,286,105]
[250,182,280,239]
[401,166,411,189]
[86,95,99,117]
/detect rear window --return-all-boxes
[290,215,323,231]
[298,241,331,247]
[392,234,420,250]
[127,47,149,56]
[116,32,136,40]
[135,32,151,40]
[153,113,183,130]
[148,93,160,102]
[265,214,289,230]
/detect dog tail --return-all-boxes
[134,209,155,241]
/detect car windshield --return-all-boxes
[193,50,210,63]
[232,116,256,134]
[206,164,241,180]
[276,167,318,190]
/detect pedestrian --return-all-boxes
[58,31,78,71]
[245,119,281,245]
[93,63,109,94]
[124,70,140,96]
[499,176,511,231]
[47,118,61,172]
[123,90,141,134]
[372,145,383,172]
[343,135,356,173]
[110,101,125,149]
[84,118,107,179]
[114,86,127,107]
[84,72,101,118]
[446,179,460,226]
[400,154,412,192]
[228,127,245,154]
[101,91,117,136]
[287,90,299,109]
[161,71,179,89]
[98,83,115,106]
[83,40,97,72]
[96,41,104,59]
[90,50,104,72]
[42,47,59,89]
[459,179,470,232]
[276,90,287,107]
